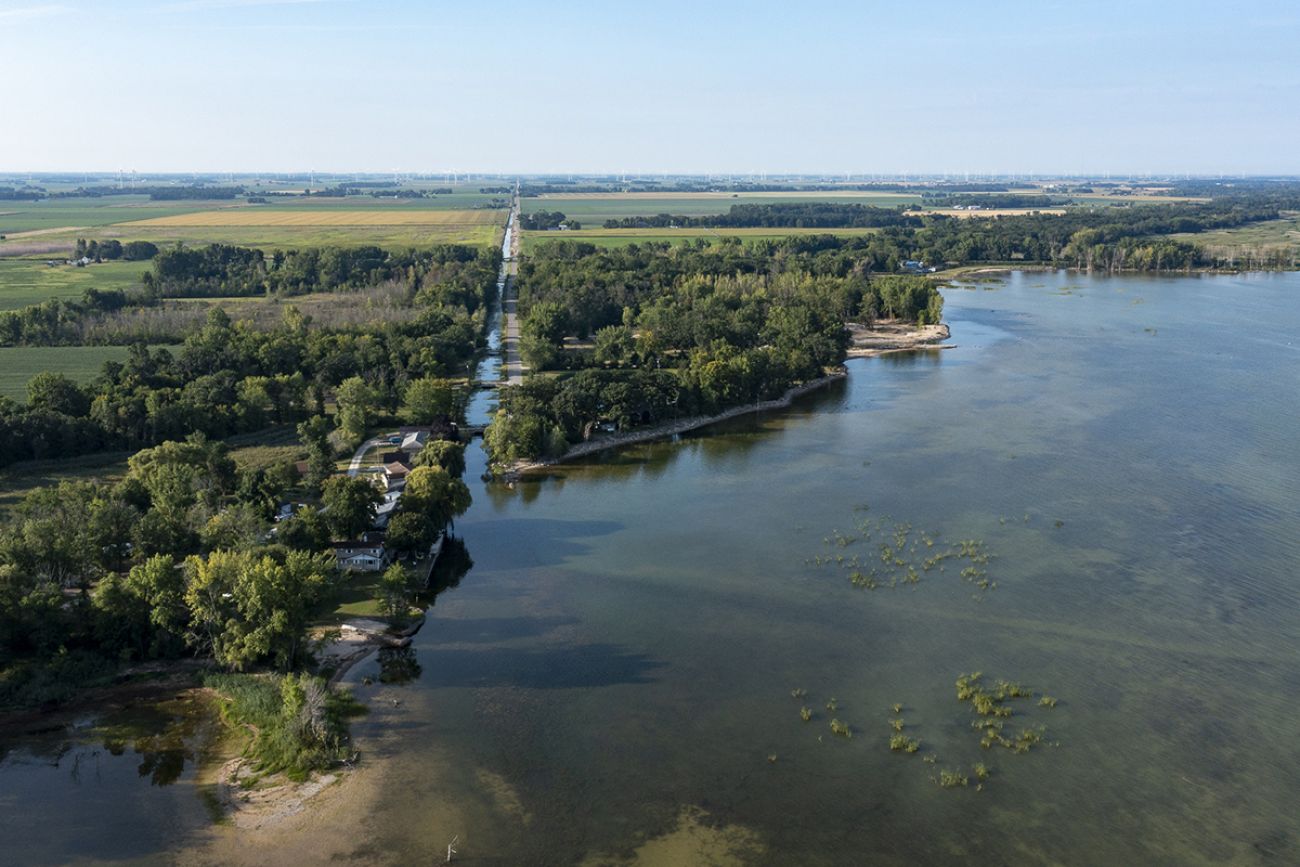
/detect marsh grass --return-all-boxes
[809,512,1000,595]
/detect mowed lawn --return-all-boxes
[0,258,148,310]
[0,345,132,401]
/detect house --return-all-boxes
[379,450,410,465]
[332,531,389,571]
[383,460,412,485]
[274,502,308,522]
[373,490,401,529]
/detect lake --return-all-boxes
[3,269,1298,865]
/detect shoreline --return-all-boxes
[501,370,850,479]
[499,369,852,478]
[498,321,954,479]
[499,322,954,479]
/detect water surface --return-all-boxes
[3,270,1299,865]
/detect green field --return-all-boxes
[0,345,137,401]
[0,258,148,310]
[1171,213,1300,255]
[0,197,233,235]
[521,225,882,251]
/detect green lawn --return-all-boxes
[0,258,148,310]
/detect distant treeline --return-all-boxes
[74,238,159,261]
[603,203,925,230]
[599,195,1300,271]
[146,243,495,300]
[519,211,580,230]
[921,194,1071,208]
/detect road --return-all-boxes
[500,194,526,385]
[346,435,387,477]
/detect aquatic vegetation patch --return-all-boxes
[807,512,1000,594]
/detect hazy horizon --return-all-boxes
[2,0,1299,175]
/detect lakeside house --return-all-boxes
[332,531,390,571]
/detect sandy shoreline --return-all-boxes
[844,320,951,357]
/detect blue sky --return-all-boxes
[1,0,1297,174]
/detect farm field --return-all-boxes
[520,225,881,251]
[121,207,502,228]
[1,195,509,255]
[0,345,134,401]
[0,258,148,310]
[0,197,234,236]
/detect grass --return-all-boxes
[1171,213,1300,258]
[0,345,134,401]
[0,258,148,310]
[203,671,364,782]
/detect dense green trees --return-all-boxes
[485,237,944,466]
[0,243,499,469]
[320,476,383,540]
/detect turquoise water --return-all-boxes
[2,270,1298,864]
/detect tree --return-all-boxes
[378,563,416,618]
[414,439,466,477]
[26,372,90,417]
[401,465,471,530]
[334,376,377,448]
[402,377,456,423]
[385,511,436,559]
[184,549,330,671]
[593,325,635,367]
[320,475,383,539]
[296,415,335,494]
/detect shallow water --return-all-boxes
[3,270,1299,865]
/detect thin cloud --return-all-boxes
[158,0,349,11]
[0,4,70,19]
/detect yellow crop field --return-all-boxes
[120,208,501,228]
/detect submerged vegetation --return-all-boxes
[808,510,997,594]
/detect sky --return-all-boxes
[1,0,1298,175]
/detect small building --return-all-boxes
[383,461,412,485]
